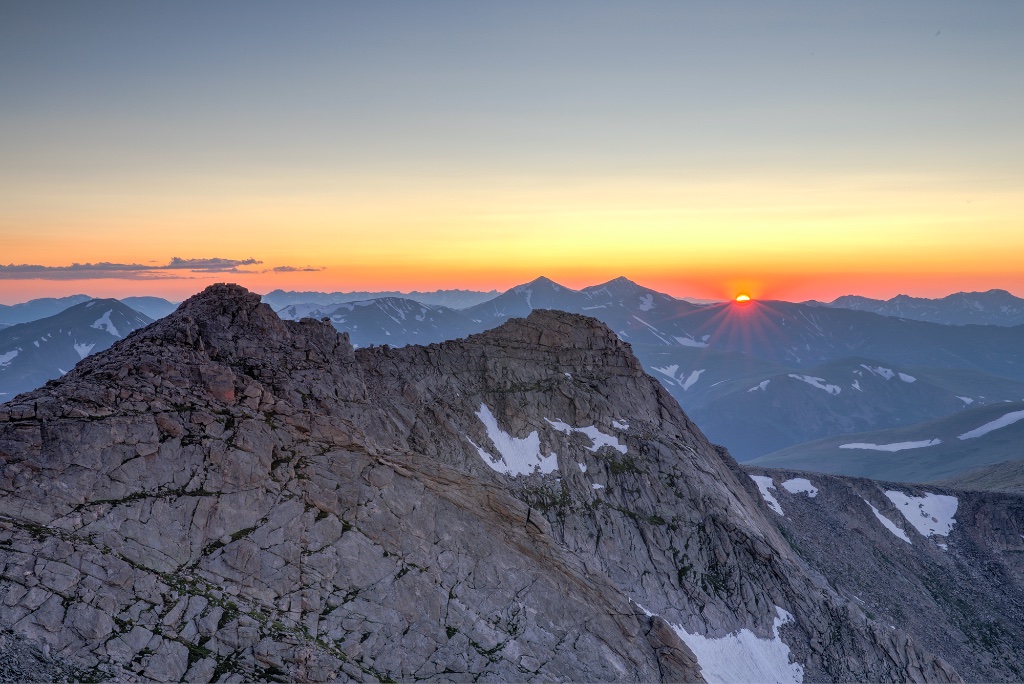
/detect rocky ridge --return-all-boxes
[0,284,963,681]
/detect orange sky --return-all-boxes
[1,171,1021,304]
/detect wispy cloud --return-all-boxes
[0,257,311,280]
[269,265,323,273]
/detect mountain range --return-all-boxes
[271,276,1024,463]
[263,287,499,311]
[3,284,1020,681]
[3,279,1023,472]
[814,289,1024,326]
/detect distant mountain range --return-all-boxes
[748,400,1024,482]
[0,300,151,399]
[813,289,1024,326]
[0,294,93,326]
[268,276,1024,463]
[0,295,176,326]
[263,287,499,311]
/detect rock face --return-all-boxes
[0,284,966,681]
[744,468,1024,683]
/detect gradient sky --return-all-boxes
[2,1,1023,304]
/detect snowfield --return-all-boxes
[643,603,804,684]
[957,409,1024,440]
[839,439,940,452]
[545,419,628,454]
[782,478,819,497]
[90,310,121,337]
[885,491,958,541]
[469,404,558,476]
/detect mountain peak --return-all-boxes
[584,275,643,294]
[474,308,635,355]
[512,275,568,292]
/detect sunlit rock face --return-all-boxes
[0,284,967,682]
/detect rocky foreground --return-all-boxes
[0,284,1015,681]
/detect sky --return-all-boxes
[1,1,1023,304]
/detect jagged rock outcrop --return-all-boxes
[0,284,964,681]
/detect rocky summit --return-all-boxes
[0,283,1005,682]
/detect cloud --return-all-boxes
[0,262,182,281]
[269,265,324,273]
[0,257,312,280]
[162,257,263,272]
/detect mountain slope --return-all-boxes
[744,468,1024,683]
[933,461,1024,494]
[0,284,960,682]
[0,299,152,400]
[684,357,1005,460]
[276,296,486,348]
[749,401,1024,482]
[820,289,1024,326]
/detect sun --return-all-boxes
[735,294,752,303]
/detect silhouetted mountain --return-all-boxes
[263,287,498,311]
[816,289,1024,326]
[120,296,178,320]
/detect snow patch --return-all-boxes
[91,310,121,337]
[839,439,940,452]
[73,342,95,359]
[788,374,841,395]
[957,410,1024,440]
[748,379,770,392]
[861,364,895,380]
[0,350,18,366]
[674,336,708,348]
[653,364,705,390]
[957,396,974,405]
[470,404,558,476]
[898,372,916,383]
[750,475,784,516]
[578,463,587,473]
[885,491,958,540]
[546,419,627,454]
[862,499,911,544]
[592,483,604,490]
[781,478,818,497]
[682,369,705,391]
[638,294,654,311]
[612,419,629,430]
[851,380,861,391]
[671,607,804,684]
[653,364,679,379]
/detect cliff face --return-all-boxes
[0,284,962,681]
